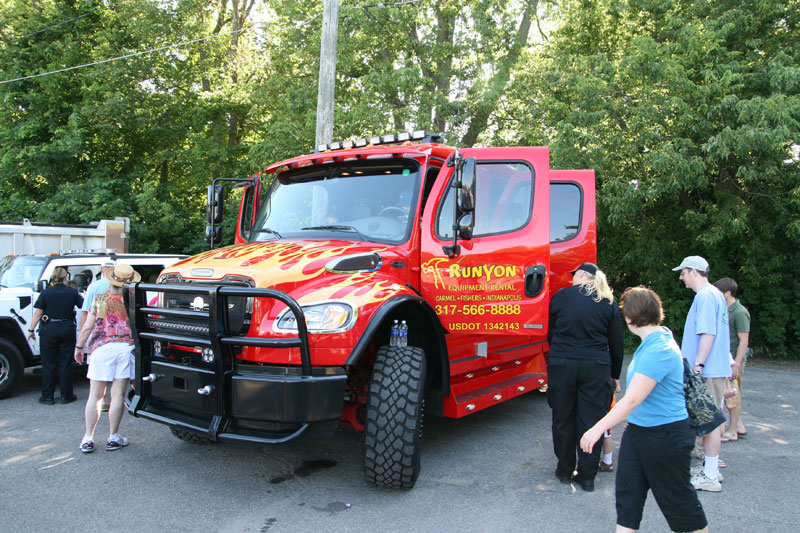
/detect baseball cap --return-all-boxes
[570,262,598,276]
[672,256,709,272]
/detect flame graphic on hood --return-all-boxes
[178,240,394,293]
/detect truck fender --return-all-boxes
[345,295,449,410]
[0,317,35,366]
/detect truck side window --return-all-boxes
[550,182,582,242]
[436,162,533,239]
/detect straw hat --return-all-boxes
[104,263,142,287]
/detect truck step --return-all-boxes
[444,371,546,418]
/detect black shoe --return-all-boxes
[555,469,573,484]
[38,397,55,405]
[578,478,595,492]
[60,394,78,404]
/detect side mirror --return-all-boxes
[457,158,476,212]
[204,225,222,246]
[457,213,474,240]
[207,185,224,225]
[37,280,48,293]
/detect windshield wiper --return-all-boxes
[301,225,371,242]
[253,228,282,239]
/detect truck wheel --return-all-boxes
[0,339,24,400]
[169,427,215,444]
[364,345,426,489]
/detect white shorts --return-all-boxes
[87,342,134,382]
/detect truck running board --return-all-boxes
[444,372,547,418]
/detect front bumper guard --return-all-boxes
[125,282,347,443]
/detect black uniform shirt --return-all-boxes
[547,284,624,379]
[34,283,84,320]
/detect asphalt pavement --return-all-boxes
[1,357,798,532]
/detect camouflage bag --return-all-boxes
[683,359,726,436]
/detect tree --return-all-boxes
[0,0,267,254]
[499,0,800,354]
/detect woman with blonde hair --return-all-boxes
[547,262,624,492]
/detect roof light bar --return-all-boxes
[312,130,439,153]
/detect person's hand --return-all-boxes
[580,426,604,453]
[731,361,740,379]
[613,379,621,393]
[74,347,84,364]
[27,329,36,340]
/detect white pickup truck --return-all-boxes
[0,251,186,399]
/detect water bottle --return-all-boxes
[390,320,399,346]
[399,320,408,347]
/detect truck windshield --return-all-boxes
[251,160,421,244]
[0,256,47,290]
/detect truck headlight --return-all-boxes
[275,302,355,333]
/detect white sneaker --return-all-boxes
[690,464,723,482]
[691,471,722,492]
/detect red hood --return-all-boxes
[168,239,398,290]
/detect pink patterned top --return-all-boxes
[85,292,134,354]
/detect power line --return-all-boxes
[6,0,129,45]
[0,0,424,86]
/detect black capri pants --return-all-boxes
[616,418,707,532]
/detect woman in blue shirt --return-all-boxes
[581,287,707,533]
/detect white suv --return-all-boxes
[0,251,185,399]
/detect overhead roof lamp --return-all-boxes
[355,138,368,147]
[397,132,411,142]
[342,140,354,149]
[411,129,426,140]
[330,141,342,150]
[369,136,381,145]
[316,143,329,152]
[382,134,396,143]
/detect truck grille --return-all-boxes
[155,279,253,336]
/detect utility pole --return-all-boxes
[315,0,339,148]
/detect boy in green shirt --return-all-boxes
[714,277,750,440]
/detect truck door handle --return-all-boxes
[525,265,546,297]
[142,373,160,382]
[197,385,214,396]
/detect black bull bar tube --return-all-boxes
[124,282,347,444]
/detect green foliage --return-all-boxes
[498,0,800,356]
[0,0,797,355]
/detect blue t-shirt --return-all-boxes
[627,328,688,427]
[81,278,110,312]
[680,284,731,378]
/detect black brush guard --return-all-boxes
[125,282,347,443]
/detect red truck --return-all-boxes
[126,131,595,488]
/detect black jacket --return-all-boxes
[34,283,83,321]
[547,284,624,379]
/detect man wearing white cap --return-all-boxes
[673,255,730,492]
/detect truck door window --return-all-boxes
[550,183,583,242]
[436,162,533,239]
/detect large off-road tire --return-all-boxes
[169,427,215,444]
[0,338,24,400]
[364,345,427,489]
